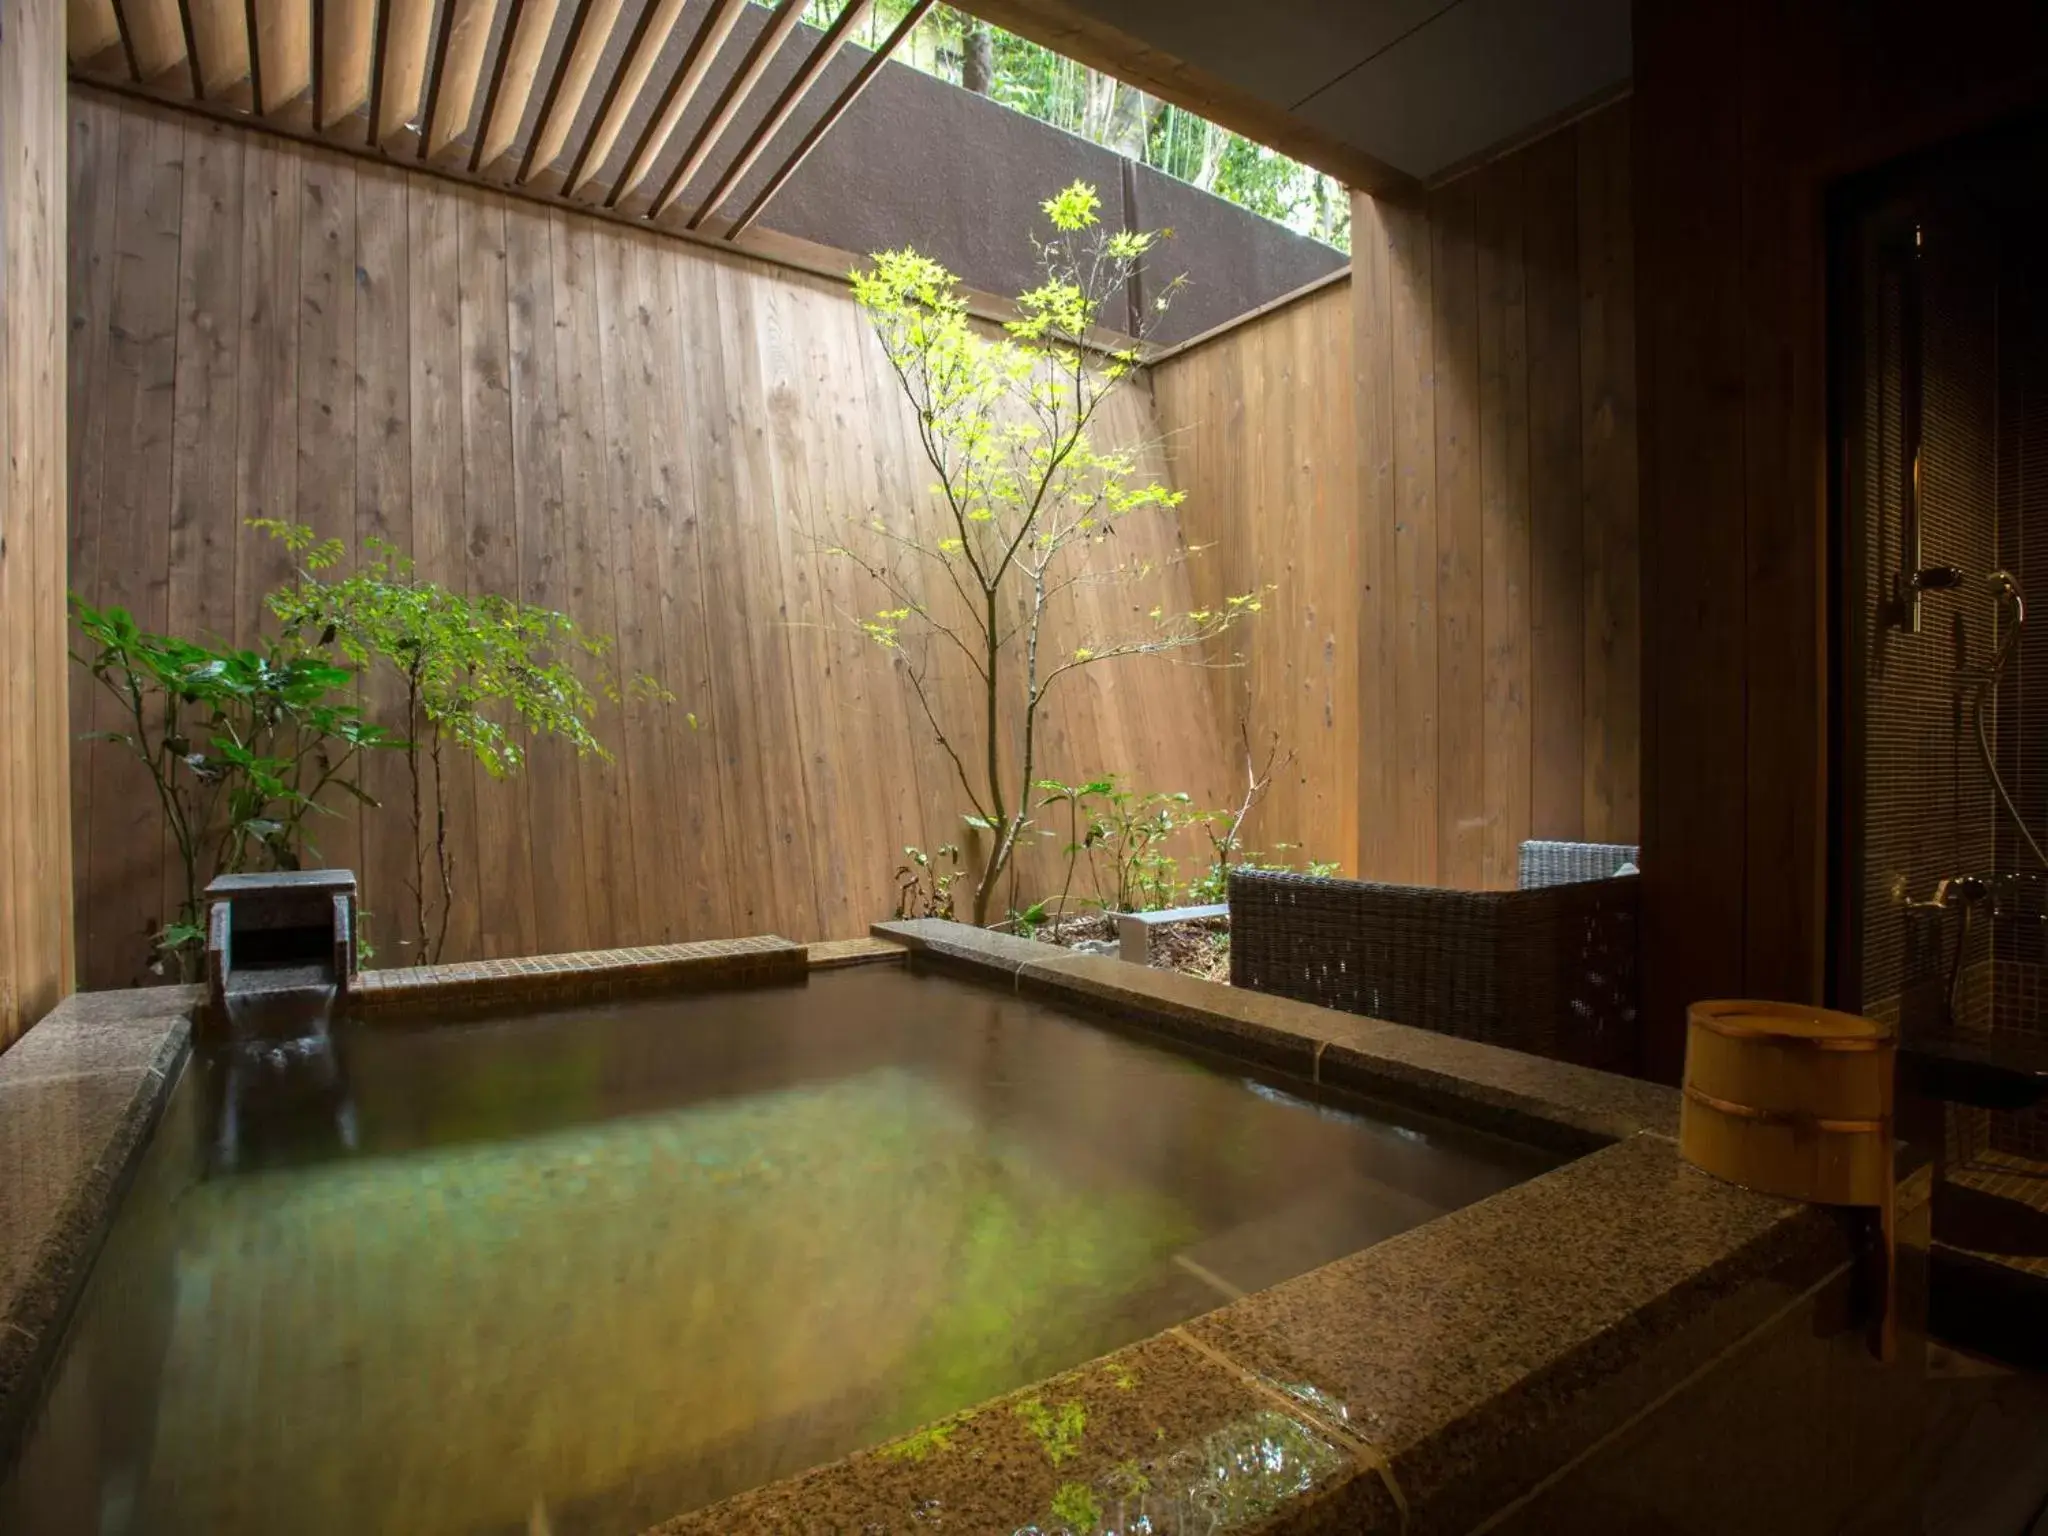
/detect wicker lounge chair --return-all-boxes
[1228,841,1640,1075]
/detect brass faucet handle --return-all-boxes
[1903,876,1955,912]
[1903,874,1995,912]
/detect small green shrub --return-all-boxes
[70,597,391,976]
[895,844,965,921]
[1028,733,1334,926]
[255,521,667,963]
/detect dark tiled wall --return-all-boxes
[1855,193,2048,1163]
[1855,214,1999,1048]
[1989,242,2048,1158]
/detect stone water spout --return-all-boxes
[202,869,361,1170]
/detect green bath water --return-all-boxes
[1,965,1549,1534]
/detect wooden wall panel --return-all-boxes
[1430,179,1484,890]
[64,88,1230,987]
[83,108,184,990]
[1159,281,1360,877]
[1386,193,1439,884]
[64,100,116,1007]
[1156,98,1639,891]
[457,190,535,960]
[1351,195,1395,882]
[504,200,588,957]
[545,205,632,951]
[1576,104,1639,848]
[1523,129,1585,854]
[166,119,242,938]
[404,162,482,964]
[2,0,75,1045]
[1474,156,1531,892]
[351,162,417,954]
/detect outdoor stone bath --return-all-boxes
[0,923,1929,1535]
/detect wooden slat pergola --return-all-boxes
[68,0,935,245]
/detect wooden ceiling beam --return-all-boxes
[189,0,251,95]
[421,0,497,157]
[119,0,188,82]
[608,0,746,207]
[243,0,264,109]
[562,0,687,196]
[414,0,459,154]
[518,0,619,180]
[953,0,1416,195]
[471,0,558,170]
[644,0,805,218]
[681,0,870,229]
[317,0,375,126]
[370,0,434,145]
[110,0,144,78]
[722,0,931,240]
[68,0,125,64]
[176,0,205,94]
[465,0,520,166]
[365,0,390,138]
[252,0,312,116]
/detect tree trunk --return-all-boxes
[963,22,993,95]
[1195,120,1224,190]
[1105,82,1154,161]
[1082,69,1117,143]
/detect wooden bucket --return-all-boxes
[1681,999,1897,1359]
[1681,1000,1895,1205]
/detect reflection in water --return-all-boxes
[3,967,1548,1534]
[212,973,354,1173]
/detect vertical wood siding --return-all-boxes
[1,0,75,1045]
[1156,99,1639,890]
[64,89,1230,987]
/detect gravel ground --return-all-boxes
[1033,914,1231,984]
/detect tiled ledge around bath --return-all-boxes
[348,935,808,1017]
[0,985,195,1458]
[804,936,910,970]
[873,917,1678,1152]
[656,1135,1873,1536]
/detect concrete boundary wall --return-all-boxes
[634,4,1348,347]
